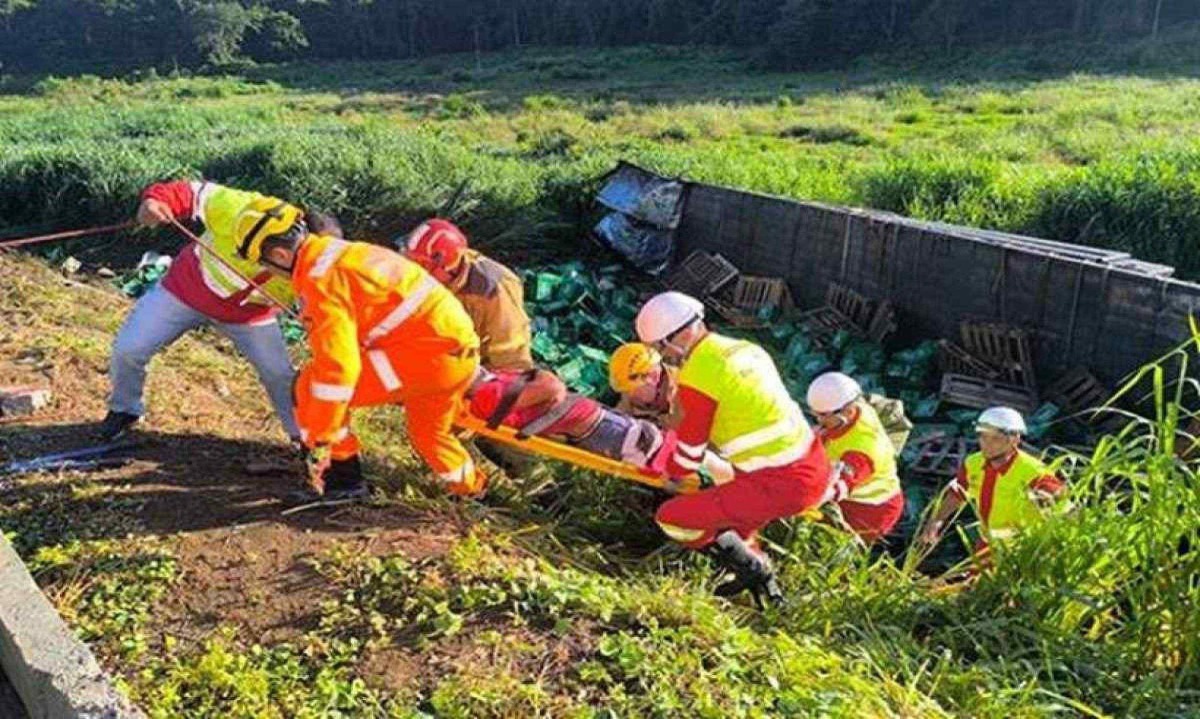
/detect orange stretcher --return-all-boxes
[454,413,701,494]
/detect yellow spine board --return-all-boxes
[455,414,700,494]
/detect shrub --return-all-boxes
[781,124,875,146]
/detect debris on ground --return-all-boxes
[666,250,739,298]
[1044,367,1117,427]
[118,251,172,298]
[959,320,1037,391]
[0,441,136,477]
[940,373,1039,414]
[904,433,969,478]
[593,213,675,276]
[937,339,1001,379]
[0,386,52,417]
[708,275,793,328]
[60,256,82,275]
[792,283,894,349]
[522,262,642,398]
[593,162,685,275]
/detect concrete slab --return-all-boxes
[0,535,144,719]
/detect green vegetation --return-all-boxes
[1,242,1199,716]
[5,46,1200,275]
[2,45,1200,717]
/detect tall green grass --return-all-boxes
[6,59,1200,275]
[749,330,1200,717]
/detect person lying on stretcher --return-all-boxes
[464,368,732,480]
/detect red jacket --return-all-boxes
[143,181,277,325]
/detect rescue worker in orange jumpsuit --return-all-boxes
[233,196,486,500]
[636,292,831,607]
[806,372,905,543]
[920,406,1067,556]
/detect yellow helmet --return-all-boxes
[234,196,304,263]
[609,343,662,394]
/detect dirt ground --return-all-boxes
[0,255,482,690]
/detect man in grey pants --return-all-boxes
[99,180,343,442]
[106,282,299,440]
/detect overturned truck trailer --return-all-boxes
[600,162,1200,387]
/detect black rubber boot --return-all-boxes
[707,531,785,609]
[97,411,141,442]
[322,456,369,500]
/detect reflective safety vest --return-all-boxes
[678,333,813,472]
[187,182,296,308]
[822,401,901,505]
[960,450,1056,540]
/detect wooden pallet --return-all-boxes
[666,250,739,298]
[732,275,793,313]
[908,433,969,477]
[796,305,866,348]
[710,275,795,328]
[1044,367,1107,412]
[937,340,1001,380]
[960,321,1037,390]
[939,373,1038,413]
[865,300,897,344]
[706,296,761,328]
[1043,367,1123,427]
[826,283,874,330]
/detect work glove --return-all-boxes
[821,461,851,504]
[305,444,332,496]
[701,452,735,485]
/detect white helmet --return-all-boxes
[635,291,705,344]
[975,406,1027,435]
[807,372,862,414]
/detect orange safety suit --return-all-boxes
[290,234,485,495]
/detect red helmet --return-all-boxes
[405,219,468,282]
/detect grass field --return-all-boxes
[3,39,1200,273]
[1,42,1199,717]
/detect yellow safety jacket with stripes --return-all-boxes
[181,181,296,308]
[956,450,1063,541]
[822,401,902,505]
[670,332,814,475]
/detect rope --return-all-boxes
[0,221,135,250]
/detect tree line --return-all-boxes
[0,0,1194,73]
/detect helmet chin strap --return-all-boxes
[658,317,701,358]
[262,254,296,276]
[261,223,307,276]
